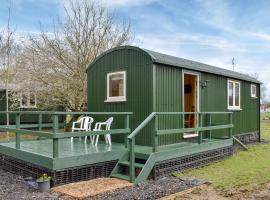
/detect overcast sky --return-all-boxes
[0,0,270,98]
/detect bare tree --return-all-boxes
[0,6,15,126]
[12,1,132,111]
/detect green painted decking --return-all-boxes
[0,137,233,171]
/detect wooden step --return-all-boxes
[135,152,149,160]
[110,173,130,181]
[118,161,144,168]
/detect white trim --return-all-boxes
[106,70,126,102]
[182,70,200,138]
[20,92,37,108]
[251,84,257,98]
[227,79,241,110]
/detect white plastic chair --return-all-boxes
[93,117,113,146]
[71,116,94,143]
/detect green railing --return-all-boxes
[127,111,233,182]
[0,111,132,158]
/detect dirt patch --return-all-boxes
[164,183,270,200]
[52,178,132,199]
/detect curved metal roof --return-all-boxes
[87,45,260,83]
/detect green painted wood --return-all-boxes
[15,113,20,149]
[129,138,135,182]
[154,138,233,162]
[125,115,129,148]
[38,113,42,131]
[134,153,155,184]
[54,129,130,138]
[52,150,126,170]
[53,115,59,158]
[232,136,248,150]
[110,152,129,175]
[154,115,158,152]
[118,161,144,168]
[157,124,234,135]
[0,144,53,169]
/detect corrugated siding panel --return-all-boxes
[155,64,183,145]
[87,48,153,146]
[200,73,260,137]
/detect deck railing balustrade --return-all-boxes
[127,111,233,182]
[0,111,132,158]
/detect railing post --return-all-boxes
[38,113,42,131]
[229,113,233,138]
[129,138,135,182]
[125,114,130,148]
[198,113,202,144]
[153,114,158,152]
[15,113,20,149]
[52,114,59,158]
[207,114,212,139]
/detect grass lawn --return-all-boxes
[176,118,270,191]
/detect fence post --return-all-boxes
[229,113,233,138]
[129,138,135,182]
[52,114,59,158]
[153,114,158,152]
[125,114,130,148]
[15,113,20,149]
[207,114,212,139]
[198,113,202,144]
[38,113,42,131]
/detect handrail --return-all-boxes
[127,111,233,183]
[156,112,233,114]
[0,111,132,158]
[0,111,133,115]
[128,112,156,139]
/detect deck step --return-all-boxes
[111,173,130,181]
[118,161,144,168]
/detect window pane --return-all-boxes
[109,73,124,97]
[21,93,28,106]
[252,85,256,96]
[229,82,233,106]
[29,93,36,106]
[235,83,240,106]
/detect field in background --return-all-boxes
[176,113,270,195]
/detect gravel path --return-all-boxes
[0,166,204,200]
[89,176,204,200]
[0,168,70,200]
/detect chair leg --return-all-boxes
[91,135,96,145]
[95,135,99,146]
[84,136,87,143]
[107,134,111,146]
[71,137,73,142]
[104,135,108,144]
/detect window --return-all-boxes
[251,84,257,98]
[228,80,241,110]
[20,92,37,108]
[106,71,126,102]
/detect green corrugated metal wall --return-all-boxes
[154,66,260,144]
[87,48,153,146]
[87,48,260,146]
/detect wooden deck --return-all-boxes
[0,138,233,171]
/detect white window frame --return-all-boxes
[105,71,126,102]
[20,92,37,108]
[227,80,241,110]
[251,84,257,98]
